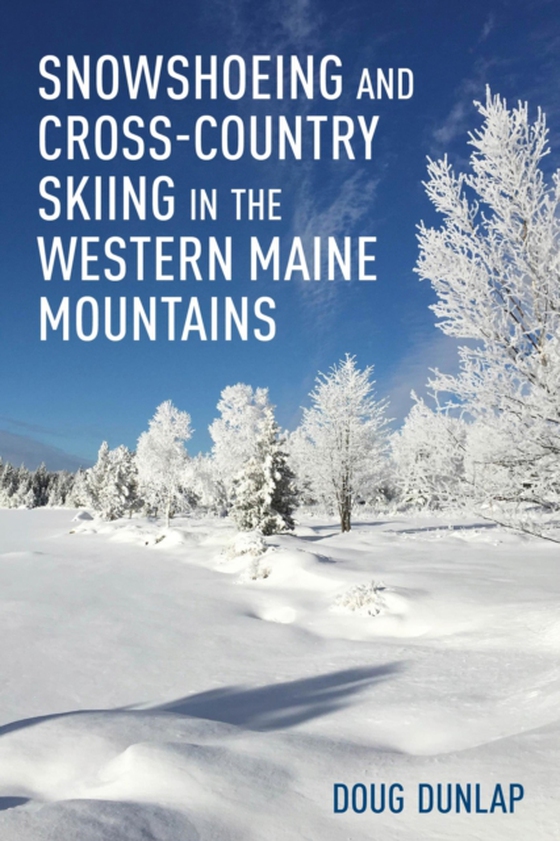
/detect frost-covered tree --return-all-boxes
[105,445,140,519]
[0,459,77,509]
[287,427,319,507]
[11,466,34,508]
[186,453,223,513]
[0,464,34,508]
[31,463,51,507]
[231,406,298,534]
[209,383,272,507]
[416,89,560,518]
[83,441,112,511]
[84,443,140,520]
[68,468,90,508]
[297,355,390,532]
[392,396,467,509]
[136,400,192,526]
[47,470,75,507]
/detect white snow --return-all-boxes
[0,508,559,839]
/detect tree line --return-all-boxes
[2,90,558,537]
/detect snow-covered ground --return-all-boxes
[0,509,558,840]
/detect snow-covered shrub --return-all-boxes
[243,555,272,581]
[224,531,273,580]
[224,530,267,559]
[333,581,387,617]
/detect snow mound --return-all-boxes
[257,605,297,624]
[72,511,94,522]
[0,710,293,840]
[236,544,339,592]
[0,800,199,841]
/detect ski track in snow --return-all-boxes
[0,509,558,839]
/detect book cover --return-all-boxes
[0,0,559,838]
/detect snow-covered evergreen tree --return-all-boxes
[110,445,141,518]
[0,460,76,509]
[297,355,390,532]
[1,463,16,507]
[84,443,140,520]
[209,383,272,508]
[68,468,90,508]
[230,406,298,535]
[136,400,192,526]
[31,463,51,507]
[0,464,34,508]
[416,89,560,520]
[83,441,112,511]
[47,470,75,507]
[12,466,35,508]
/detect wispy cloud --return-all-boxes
[293,169,378,241]
[432,8,560,158]
[384,330,462,425]
[479,14,495,44]
[210,0,321,52]
[430,64,492,158]
[432,97,473,149]
[207,0,382,332]
[0,415,66,438]
[289,167,379,323]
[0,429,91,471]
[270,0,319,48]
[0,415,111,449]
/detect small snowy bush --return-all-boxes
[334,581,387,617]
[223,531,273,581]
[224,530,267,560]
[243,555,272,581]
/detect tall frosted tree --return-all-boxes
[392,396,467,509]
[209,383,271,508]
[297,355,390,532]
[83,441,111,511]
[416,89,560,517]
[136,400,192,527]
[31,463,51,508]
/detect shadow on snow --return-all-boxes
[0,797,31,811]
[0,664,403,737]
[387,522,497,536]
[153,664,403,730]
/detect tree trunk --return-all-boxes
[339,475,352,532]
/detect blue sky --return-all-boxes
[1,0,559,469]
